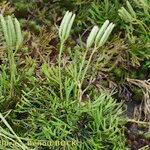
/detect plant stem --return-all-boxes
[80,46,97,86]
[128,119,150,125]
[8,48,16,97]
[78,46,98,101]
[58,42,64,100]
[76,47,89,100]
[77,47,90,84]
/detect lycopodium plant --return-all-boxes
[77,20,115,102]
[58,11,114,101]
[118,0,149,43]
[58,11,76,99]
[0,15,23,97]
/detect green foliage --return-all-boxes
[0,9,127,150]
[118,0,149,43]
[117,0,150,72]
[88,0,121,25]
[9,86,126,150]
[0,14,23,97]
[0,0,149,149]
[0,113,28,150]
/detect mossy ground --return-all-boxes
[0,0,150,150]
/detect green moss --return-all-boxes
[132,88,143,102]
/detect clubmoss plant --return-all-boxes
[0,15,23,97]
[58,12,114,101]
[58,11,76,99]
[0,5,129,149]
[118,0,149,43]
[78,20,115,101]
